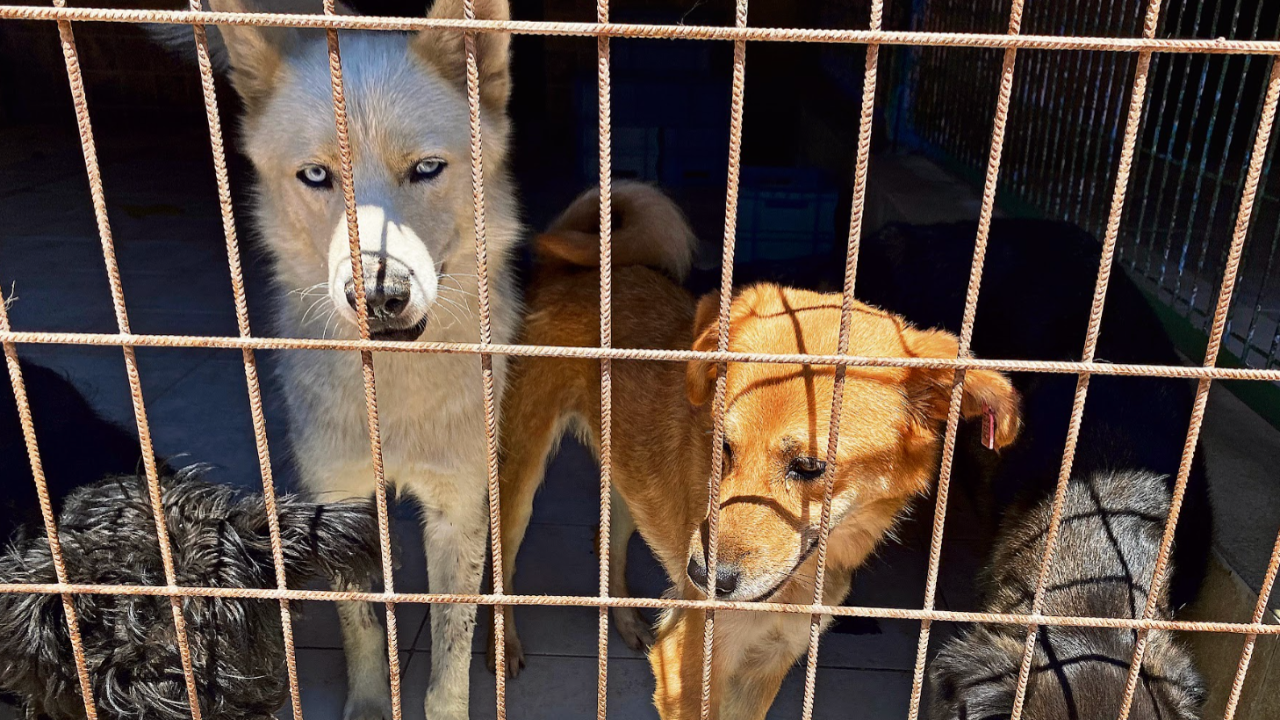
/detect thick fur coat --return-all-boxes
[0,469,381,720]
[148,1,522,717]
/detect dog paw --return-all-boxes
[486,625,526,679]
[343,695,393,720]
[613,607,655,651]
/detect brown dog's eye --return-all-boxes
[721,440,734,471]
[787,456,827,482]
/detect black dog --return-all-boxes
[841,220,1209,720]
[0,468,381,720]
[0,359,382,719]
[0,359,151,544]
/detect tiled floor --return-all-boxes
[0,125,989,719]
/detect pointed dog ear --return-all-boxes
[204,0,330,112]
[411,0,512,111]
[686,293,725,407]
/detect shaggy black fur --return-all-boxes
[0,359,152,545]
[0,468,381,720]
[0,359,382,719]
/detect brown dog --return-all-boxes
[491,182,1021,719]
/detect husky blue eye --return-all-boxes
[410,158,445,183]
[297,164,332,189]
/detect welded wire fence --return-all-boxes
[905,0,1280,373]
[0,1,1277,720]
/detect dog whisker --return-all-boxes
[433,298,466,329]
[300,295,333,327]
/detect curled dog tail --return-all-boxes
[535,181,698,281]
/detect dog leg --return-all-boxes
[719,666,785,720]
[337,577,394,720]
[650,606,724,719]
[422,483,488,720]
[607,492,654,650]
[486,358,577,677]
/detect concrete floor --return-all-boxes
[0,124,1277,719]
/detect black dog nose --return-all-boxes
[345,277,411,322]
[686,554,740,597]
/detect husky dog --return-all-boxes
[150,1,520,717]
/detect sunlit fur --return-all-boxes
[490,183,1023,719]
[0,467,380,720]
[929,472,1206,720]
[148,1,519,718]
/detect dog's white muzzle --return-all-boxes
[328,205,439,341]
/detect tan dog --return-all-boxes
[492,183,1021,719]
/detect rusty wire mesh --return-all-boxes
[0,2,1278,720]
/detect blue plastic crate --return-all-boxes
[659,127,728,187]
[736,167,840,263]
[579,125,660,183]
[611,39,715,77]
[574,73,731,186]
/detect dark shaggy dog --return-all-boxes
[928,470,1206,720]
[836,220,1208,720]
[0,468,381,720]
[1,359,382,719]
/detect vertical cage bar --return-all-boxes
[50,7,204,718]
[320,3,404,718]
[1006,0,1166,717]
[1114,53,1280,720]
[904,0,1028,717]
[797,0,883,716]
[699,3,750,719]
[0,299,98,719]
[1221,525,1280,720]
[186,8,305,717]
[594,0,613,715]
[459,3,508,719]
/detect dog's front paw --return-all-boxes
[486,618,526,679]
[612,606,655,651]
[343,694,393,720]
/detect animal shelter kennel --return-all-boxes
[0,0,1279,718]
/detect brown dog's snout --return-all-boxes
[344,258,412,323]
[686,551,740,597]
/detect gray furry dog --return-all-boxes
[0,468,381,720]
[929,470,1206,720]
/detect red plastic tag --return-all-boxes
[982,403,996,451]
